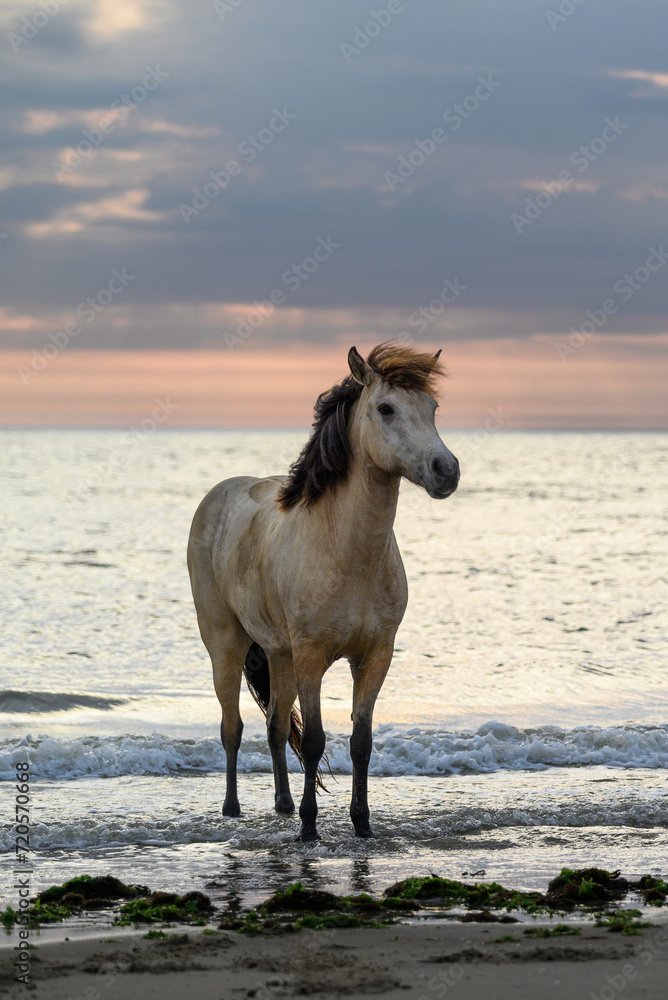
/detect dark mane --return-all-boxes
[276,375,362,511]
[276,342,445,511]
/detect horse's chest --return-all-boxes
[289,556,407,642]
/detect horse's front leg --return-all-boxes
[294,647,328,841]
[350,644,393,838]
[266,654,297,815]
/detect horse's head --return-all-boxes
[348,344,459,499]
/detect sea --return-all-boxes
[1,428,667,928]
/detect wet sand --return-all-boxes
[2,918,668,1000]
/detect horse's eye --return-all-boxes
[377,403,394,417]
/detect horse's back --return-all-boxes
[190,474,284,550]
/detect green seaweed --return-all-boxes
[383,876,546,914]
[1,907,19,931]
[2,873,177,930]
[216,883,407,935]
[545,868,629,909]
[217,868,668,936]
[4,866,666,936]
[263,883,340,914]
[523,923,582,938]
[2,899,81,929]
[115,892,213,927]
[39,874,148,906]
[632,876,668,906]
[594,909,653,935]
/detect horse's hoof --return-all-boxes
[297,828,320,842]
[222,801,241,818]
[354,824,374,838]
[274,795,295,816]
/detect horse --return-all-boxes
[187,342,459,840]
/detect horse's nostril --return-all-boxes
[432,456,456,479]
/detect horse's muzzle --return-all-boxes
[426,454,460,499]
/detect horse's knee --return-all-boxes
[266,710,290,752]
[350,719,372,766]
[301,725,326,766]
[221,716,243,754]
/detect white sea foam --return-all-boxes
[2,721,668,782]
[0,792,665,854]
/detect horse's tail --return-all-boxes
[243,643,329,792]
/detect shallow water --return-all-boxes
[1,429,667,918]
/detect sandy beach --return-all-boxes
[2,917,668,1000]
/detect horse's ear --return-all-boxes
[432,349,442,363]
[348,346,372,386]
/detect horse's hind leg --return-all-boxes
[203,624,249,817]
[294,646,328,841]
[266,654,297,815]
[189,510,251,816]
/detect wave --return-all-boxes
[0,796,666,854]
[2,722,668,781]
[0,691,127,714]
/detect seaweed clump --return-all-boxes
[594,909,654,935]
[383,876,546,914]
[39,874,149,908]
[218,882,407,934]
[523,923,581,938]
[263,885,342,914]
[544,868,629,909]
[115,891,214,926]
[2,874,151,929]
[1,876,214,930]
[630,875,668,906]
[383,867,667,918]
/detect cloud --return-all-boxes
[0,0,667,358]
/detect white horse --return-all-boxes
[187,343,459,840]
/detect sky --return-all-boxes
[1,0,667,427]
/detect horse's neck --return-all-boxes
[318,453,401,565]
